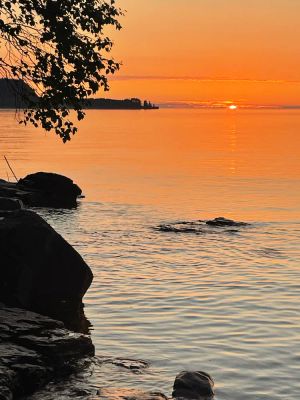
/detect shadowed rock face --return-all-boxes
[0,209,93,331]
[172,371,215,399]
[0,304,94,400]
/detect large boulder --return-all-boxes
[0,209,93,330]
[17,172,82,208]
[172,371,214,399]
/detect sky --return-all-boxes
[105,0,300,107]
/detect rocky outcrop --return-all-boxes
[205,217,248,227]
[0,304,94,400]
[172,371,215,399]
[155,217,249,234]
[17,172,82,208]
[0,209,93,331]
[0,172,82,209]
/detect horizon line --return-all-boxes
[110,75,300,84]
[157,101,300,110]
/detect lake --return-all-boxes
[1,109,300,399]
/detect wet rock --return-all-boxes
[0,197,22,210]
[205,217,248,227]
[0,209,93,331]
[0,304,94,400]
[156,217,249,234]
[17,172,82,208]
[96,356,149,372]
[172,371,214,399]
[157,224,199,233]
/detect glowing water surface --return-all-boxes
[0,109,299,399]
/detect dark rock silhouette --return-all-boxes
[0,304,94,400]
[205,217,248,227]
[0,172,82,209]
[17,172,82,208]
[0,209,93,331]
[155,217,248,234]
[172,371,215,399]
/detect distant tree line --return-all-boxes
[0,78,158,110]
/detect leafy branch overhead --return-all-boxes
[0,0,122,141]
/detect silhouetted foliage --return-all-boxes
[0,0,122,141]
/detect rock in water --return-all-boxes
[0,209,93,331]
[0,304,94,400]
[172,371,215,399]
[206,217,248,227]
[17,172,82,208]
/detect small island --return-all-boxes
[0,78,159,110]
[86,97,159,110]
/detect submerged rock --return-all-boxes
[156,217,249,234]
[172,371,214,399]
[0,304,94,400]
[205,217,248,227]
[96,356,150,373]
[0,209,93,331]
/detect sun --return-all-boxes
[228,104,238,110]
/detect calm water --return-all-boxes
[1,109,300,399]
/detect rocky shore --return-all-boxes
[0,305,94,400]
[0,172,216,400]
[0,172,95,399]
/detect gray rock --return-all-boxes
[172,371,214,399]
[0,209,93,331]
[0,304,94,400]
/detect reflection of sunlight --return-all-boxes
[228,119,237,174]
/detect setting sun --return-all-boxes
[228,104,238,110]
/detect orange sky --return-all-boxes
[105,0,300,106]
